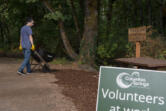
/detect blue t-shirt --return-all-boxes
[20,25,32,49]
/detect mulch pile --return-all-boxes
[54,69,99,111]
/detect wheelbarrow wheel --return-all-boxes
[42,64,50,73]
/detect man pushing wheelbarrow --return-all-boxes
[17,18,35,75]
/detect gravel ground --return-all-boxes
[0,58,77,111]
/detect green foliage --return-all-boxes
[96,0,166,65]
[141,37,166,59]
[25,0,39,3]
[2,0,166,66]
[96,0,129,64]
[18,0,39,3]
[44,11,64,21]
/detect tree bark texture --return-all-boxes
[79,0,98,65]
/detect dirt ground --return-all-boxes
[0,58,98,111]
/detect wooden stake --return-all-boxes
[136,42,140,58]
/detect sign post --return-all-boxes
[96,66,166,111]
[128,26,146,58]
[136,42,141,58]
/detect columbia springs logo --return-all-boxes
[116,72,150,89]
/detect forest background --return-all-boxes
[1,0,166,66]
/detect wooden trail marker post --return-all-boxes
[128,26,147,58]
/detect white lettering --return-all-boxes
[102,88,109,98]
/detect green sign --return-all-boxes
[96,66,166,111]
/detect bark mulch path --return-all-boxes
[52,69,99,111]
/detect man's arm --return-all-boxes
[29,35,34,45]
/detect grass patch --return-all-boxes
[51,57,72,65]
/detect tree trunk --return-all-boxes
[79,0,85,38]
[159,0,164,35]
[147,0,152,25]
[0,20,9,48]
[79,0,98,65]
[138,0,143,25]
[97,0,101,46]
[106,0,113,37]
[0,22,4,46]
[69,0,81,40]
[42,0,78,60]
[59,20,78,59]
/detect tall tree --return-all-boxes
[147,0,152,25]
[69,0,82,40]
[106,0,115,37]
[159,0,164,34]
[42,0,78,60]
[79,0,98,65]
[43,0,98,65]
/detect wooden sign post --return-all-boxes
[128,26,146,58]
[136,42,141,58]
